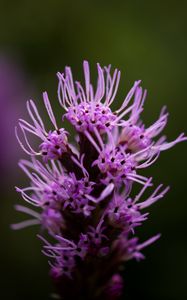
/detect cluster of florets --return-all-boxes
[66,102,117,133]
[13,61,186,300]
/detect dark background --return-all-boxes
[0,1,187,299]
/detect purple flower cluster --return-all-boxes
[13,61,186,299]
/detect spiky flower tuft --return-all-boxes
[13,61,186,300]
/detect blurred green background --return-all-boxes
[0,0,187,299]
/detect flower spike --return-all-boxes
[13,61,186,300]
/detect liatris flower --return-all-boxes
[13,61,186,300]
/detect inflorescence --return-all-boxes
[13,61,186,299]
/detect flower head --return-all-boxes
[15,92,69,161]
[13,61,186,300]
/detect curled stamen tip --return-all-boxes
[135,80,142,85]
[83,60,89,66]
[15,186,21,192]
[10,224,19,230]
[56,71,62,78]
